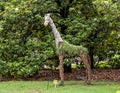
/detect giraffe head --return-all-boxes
[44,13,50,27]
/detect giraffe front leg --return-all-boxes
[59,56,64,85]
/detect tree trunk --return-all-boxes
[89,46,94,69]
[64,64,72,73]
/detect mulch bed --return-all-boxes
[38,69,120,81]
[0,69,120,81]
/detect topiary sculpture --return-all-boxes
[44,13,92,85]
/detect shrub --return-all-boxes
[0,60,43,78]
[109,54,120,68]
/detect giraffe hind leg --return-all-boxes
[80,54,92,84]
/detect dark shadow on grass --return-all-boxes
[63,80,90,86]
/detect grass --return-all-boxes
[0,80,119,93]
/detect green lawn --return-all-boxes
[0,80,119,93]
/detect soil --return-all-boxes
[38,69,120,81]
[1,69,120,81]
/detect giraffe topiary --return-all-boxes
[44,13,92,85]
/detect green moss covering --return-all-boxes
[57,41,88,56]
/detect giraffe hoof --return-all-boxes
[84,81,92,85]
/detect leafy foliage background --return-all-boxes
[0,0,119,78]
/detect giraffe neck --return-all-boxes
[49,17,63,48]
